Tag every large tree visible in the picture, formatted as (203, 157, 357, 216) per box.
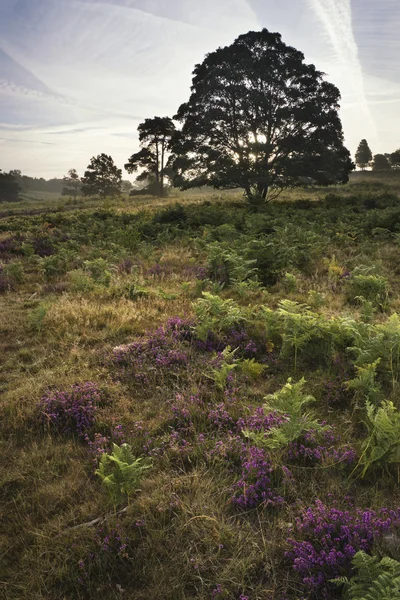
(355, 139, 372, 171)
(81, 154, 122, 198)
(0, 170, 20, 203)
(61, 168, 81, 200)
(372, 154, 391, 171)
(125, 117, 176, 197)
(172, 29, 353, 202)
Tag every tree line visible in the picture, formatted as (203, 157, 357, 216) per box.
(2, 28, 373, 204)
(355, 140, 400, 172)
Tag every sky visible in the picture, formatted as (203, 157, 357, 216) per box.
(0, 0, 399, 178)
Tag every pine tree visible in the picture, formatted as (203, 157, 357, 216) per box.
(61, 168, 81, 200)
(355, 140, 373, 171)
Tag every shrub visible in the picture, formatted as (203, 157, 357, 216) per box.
(39, 382, 107, 439)
(40, 253, 68, 280)
(3, 260, 24, 284)
(68, 269, 95, 292)
(84, 258, 112, 286)
(286, 500, 400, 597)
(345, 274, 389, 310)
(231, 446, 283, 509)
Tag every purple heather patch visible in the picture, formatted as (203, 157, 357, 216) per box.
(286, 499, 400, 597)
(39, 382, 107, 439)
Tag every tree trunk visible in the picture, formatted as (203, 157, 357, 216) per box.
(262, 186, 268, 201)
(155, 138, 160, 190)
(160, 139, 165, 197)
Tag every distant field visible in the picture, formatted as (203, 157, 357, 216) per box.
(2, 179, 400, 599)
(2, 172, 400, 218)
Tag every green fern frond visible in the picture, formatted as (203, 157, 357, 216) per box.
(332, 551, 400, 600)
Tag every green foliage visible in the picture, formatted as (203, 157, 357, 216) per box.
(282, 272, 298, 293)
(347, 360, 382, 406)
(239, 358, 266, 380)
(84, 258, 112, 286)
(193, 292, 248, 341)
(29, 302, 48, 332)
(81, 154, 122, 198)
(358, 400, 400, 477)
(333, 551, 400, 599)
(40, 253, 68, 281)
(68, 269, 95, 292)
(345, 274, 389, 310)
(245, 378, 327, 450)
(3, 260, 24, 284)
(307, 289, 325, 309)
(209, 347, 238, 390)
(349, 314, 400, 389)
(95, 443, 152, 505)
(211, 243, 258, 285)
(277, 300, 343, 369)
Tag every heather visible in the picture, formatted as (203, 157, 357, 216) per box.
(2, 178, 400, 599)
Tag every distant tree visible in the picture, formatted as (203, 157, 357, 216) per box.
(81, 154, 122, 198)
(172, 28, 353, 203)
(372, 154, 391, 171)
(125, 117, 176, 197)
(0, 170, 20, 203)
(389, 149, 400, 169)
(355, 139, 373, 170)
(121, 180, 133, 194)
(61, 168, 81, 200)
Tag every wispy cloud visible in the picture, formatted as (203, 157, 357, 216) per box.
(0, 0, 399, 175)
(308, 0, 372, 119)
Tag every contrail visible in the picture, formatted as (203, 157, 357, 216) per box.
(309, 0, 376, 135)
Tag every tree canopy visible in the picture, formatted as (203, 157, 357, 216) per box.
(372, 154, 391, 171)
(81, 154, 122, 198)
(172, 28, 353, 202)
(0, 170, 20, 203)
(61, 168, 81, 200)
(355, 139, 373, 170)
(125, 117, 176, 196)
(389, 149, 400, 169)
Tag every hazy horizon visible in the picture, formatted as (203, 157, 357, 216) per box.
(1, 0, 399, 179)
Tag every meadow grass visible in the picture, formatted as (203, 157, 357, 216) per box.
(2, 175, 400, 599)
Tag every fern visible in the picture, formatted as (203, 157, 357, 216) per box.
(239, 358, 266, 380)
(332, 551, 400, 600)
(193, 292, 248, 341)
(347, 360, 382, 406)
(244, 378, 327, 450)
(358, 400, 400, 478)
(277, 300, 343, 370)
(349, 314, 400, 391)
(96, 443, 152, 504)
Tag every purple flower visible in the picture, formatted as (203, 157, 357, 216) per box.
(232, 446, 283, 509)
(286, 500, 400, 597)
(39, 382, 107, 439)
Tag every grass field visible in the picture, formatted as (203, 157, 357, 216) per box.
(2, 176, 400, 599)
